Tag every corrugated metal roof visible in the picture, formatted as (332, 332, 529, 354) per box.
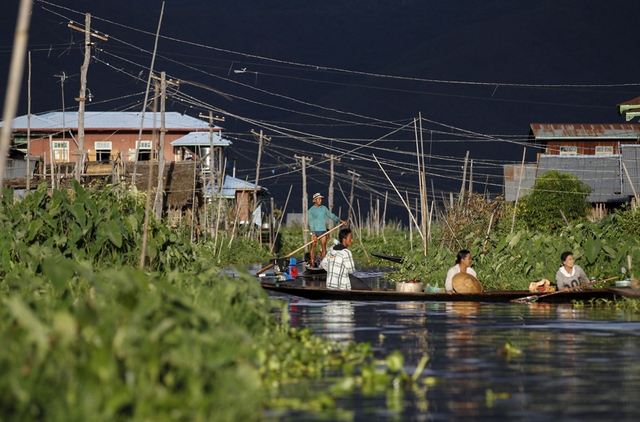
(170, 131, 232, 147)
(621, 145, 640, 196)
(537, 154, 626, 203)
(530, 123, 640, 140)
(2, 111, 218, 131)
(503, 164, 536, 201)
(205, 175, 268, 198)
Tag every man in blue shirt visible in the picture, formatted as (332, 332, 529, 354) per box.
(308, 192, 346, 267)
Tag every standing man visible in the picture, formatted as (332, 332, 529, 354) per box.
(308, 192, 347, 267)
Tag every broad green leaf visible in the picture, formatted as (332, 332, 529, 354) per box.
(69, 202, 87, 228)
(42, 256, 76, 292)
(584, 238, 602, 264)
(602, 244, 617, 259)
(107, 220, 123, 248)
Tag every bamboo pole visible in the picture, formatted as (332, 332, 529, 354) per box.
(510, 148, 527, 233)
(132, 1, 164, 186)
(26, 51, 31, 191)
(622, 161, 639, 209)
(270, 184, 293, 254)
(256, 222, 345, 275)
(373, 154, 423, 240)
(382, 191, 388, 243)
(49, 135, 55, 187)
(0, 0, 33, 193)
(459, 151, 469, 205)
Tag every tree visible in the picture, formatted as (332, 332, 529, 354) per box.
(518, 171, 592, 231)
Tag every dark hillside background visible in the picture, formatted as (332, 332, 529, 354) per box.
(1, 0, 640, 217)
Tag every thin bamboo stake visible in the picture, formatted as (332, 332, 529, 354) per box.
(190, 159, 197, 242)
(26, 51, 31, 191)
(132, 2, 164, 186)
(407, 190, 413, 250)
(49, 135, 55, 187)
(356, 199, 371, 263)
(459, 151, 469, 205)
(140, 97, 159, 270)
(270, 184, 293, 253)
(373, 154, 424, 240)
(510, 148, 527, 234)
(382, 191, 388, 243)
(622, 161, 639, 209)
(0, 0, 33, 194)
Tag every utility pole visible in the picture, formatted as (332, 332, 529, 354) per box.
(198, 112, 225, 193)
(251, 129, 271, 213)
(75, 13, 91, 182)
(347, 169, 360, 223)
(198, 111, 225, 234)
(323, 153, 340, 213)
(153, 71, 167, 219)
(295, 155, 312, 244)
(68, 15, 107, 183)
(54, 71, 67, 152)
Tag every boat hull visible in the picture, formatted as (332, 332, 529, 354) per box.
(260, 282, 619, 303)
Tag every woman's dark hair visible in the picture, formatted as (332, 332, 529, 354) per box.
(338, 227, 352, 243)
(456, 249, 471, 264)
(560, 251, 573, 263)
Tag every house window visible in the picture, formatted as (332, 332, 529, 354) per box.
(559, 146, 578, 156)
(94, 141, 112, 162)
(595, 146, 613, 156)
(136, 140, 152, 161)
(52, 141, 69, 161)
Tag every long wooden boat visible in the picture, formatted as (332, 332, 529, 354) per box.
(260, 282, 620, 304)
(605, 287, 640, 299)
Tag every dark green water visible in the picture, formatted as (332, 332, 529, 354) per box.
(269, 297, 640, 421)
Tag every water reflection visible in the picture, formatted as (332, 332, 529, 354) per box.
(322, 301, 354, 344)
(281, 299, 640, 421)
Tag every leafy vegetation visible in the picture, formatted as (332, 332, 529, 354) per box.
(517, 171, 592, 231)
(0, 183, 422, 420)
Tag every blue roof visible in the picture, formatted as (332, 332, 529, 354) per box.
(170, 131, 232, 147)
(2, 111, 220, 131)
(205, 175, 268, 198)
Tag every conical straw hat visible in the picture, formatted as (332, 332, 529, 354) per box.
(452, 273, 482, 293)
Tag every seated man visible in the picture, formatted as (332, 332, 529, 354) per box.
(321, 228, 370, 291)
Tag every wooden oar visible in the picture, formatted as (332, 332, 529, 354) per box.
(256, 222, 345, 275)
(511, 276, 618, 303)
(371, 252, 404, 264)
